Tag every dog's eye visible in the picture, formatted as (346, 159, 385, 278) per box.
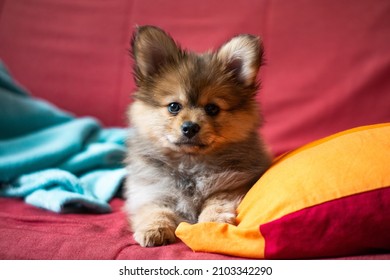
(168, 102, 182, 114)
(204, 103, 220, 116)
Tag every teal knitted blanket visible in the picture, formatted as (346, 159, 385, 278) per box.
(0, 62, 127, 213)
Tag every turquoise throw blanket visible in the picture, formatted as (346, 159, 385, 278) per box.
(0, 62, 128, 213)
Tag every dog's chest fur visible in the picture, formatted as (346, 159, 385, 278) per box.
(170, 159, 213, 221)
(154, 155, 250, 222)
(125, 134, 266, 224)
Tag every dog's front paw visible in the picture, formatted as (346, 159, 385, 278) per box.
(198, 207, 236, 225)
(134, 226, 176, 247)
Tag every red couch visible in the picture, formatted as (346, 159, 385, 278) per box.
(1, 0, 390, 259)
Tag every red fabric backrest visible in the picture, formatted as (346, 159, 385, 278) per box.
(1, 0, 390, 155)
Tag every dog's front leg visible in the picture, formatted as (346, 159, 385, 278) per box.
(130, 204, 179, 247)
(198, 191, 243, 225)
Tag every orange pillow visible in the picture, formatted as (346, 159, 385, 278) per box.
(176, 123, 390, 259)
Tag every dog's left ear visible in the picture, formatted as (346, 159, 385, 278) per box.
(217, 35, 263, 87)
(131, 25, 181, 85)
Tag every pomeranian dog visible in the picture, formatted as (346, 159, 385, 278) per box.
(124, 25, 272, 247)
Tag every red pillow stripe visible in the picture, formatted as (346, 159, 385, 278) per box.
(261, 187, 390, 259)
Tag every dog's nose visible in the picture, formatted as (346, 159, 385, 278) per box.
(181, 121, 200, 139)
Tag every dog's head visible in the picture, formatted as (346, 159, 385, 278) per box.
(129, 25, 264, 155)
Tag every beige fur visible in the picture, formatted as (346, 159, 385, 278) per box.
(124, 26, 272, 247)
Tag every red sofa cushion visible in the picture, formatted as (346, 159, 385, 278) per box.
(1, 0, 390, 155)
(260, 0, 390, 154)
(0, 197, 243, 259)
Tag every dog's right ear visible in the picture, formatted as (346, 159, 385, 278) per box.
(131, 25, 181, 84)
(217, 34, 263, 87)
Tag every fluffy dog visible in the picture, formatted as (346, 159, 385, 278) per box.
(124, 26, 272, 247)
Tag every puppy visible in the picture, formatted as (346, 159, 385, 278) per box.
(124, 25, 272, 247)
